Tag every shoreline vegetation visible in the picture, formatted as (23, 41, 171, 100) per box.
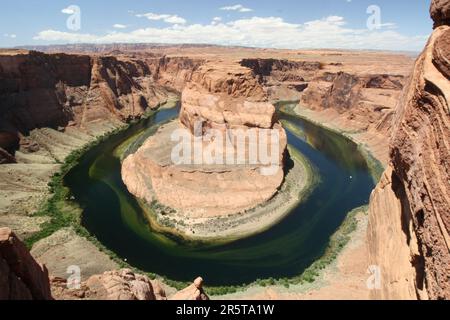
(278, 101, 385, 183)
(129, 141, 318, 245)
(24, 98, 381, 296)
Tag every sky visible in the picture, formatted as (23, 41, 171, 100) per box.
(0, 0, 433, 51)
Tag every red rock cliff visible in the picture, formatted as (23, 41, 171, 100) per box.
(0, 51, 202, 162)
(367, 0, 450, 300)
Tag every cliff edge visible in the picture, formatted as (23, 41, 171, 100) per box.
(367, 0, 450, 300)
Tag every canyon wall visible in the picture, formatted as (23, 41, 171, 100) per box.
(1, 44, 425, 299)
(0, 51, 202, 163)
(367, 0, 450, 300)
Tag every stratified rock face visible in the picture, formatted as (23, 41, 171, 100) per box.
(0, 227, 52, 300)
(431, 0, 450, 28)
(302, 72, 404, 112)
(241, 58, 319, 102)
(180, 62, 273, 132)
(148, 56, 203, 92)
(367, 8, 450, 299)
(367, 168, 426, 300)
(0, 51, 200, 156)
(122, 62, 287, 218)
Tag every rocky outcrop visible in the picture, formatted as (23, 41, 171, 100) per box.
(431, 0, 450, 28)
(180, 62, 275, 132)
(51, 269, 162, 300)
(170, 277, 209, 301)
(0, 227, 52, 300)
(0, 227, 209, 301)
(122, 61, 287, 219)
(367, 0, 450, 300)
(51, 271, 209, 300)
(122, 122, 287, 218)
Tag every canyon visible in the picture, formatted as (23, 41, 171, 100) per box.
(0, 0, 449, 300)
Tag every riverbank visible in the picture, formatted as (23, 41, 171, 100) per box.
(0, 99, 179, 282)
(210, 102, 389, 299)
(136, 143, 318, 243)
(213, 207, 371, 299)
(1, 98, 386, 298)
(279, 103, 386, 182)
(41, 101, 380, 296)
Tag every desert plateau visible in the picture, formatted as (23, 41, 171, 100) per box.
(0, 0, 448, 303)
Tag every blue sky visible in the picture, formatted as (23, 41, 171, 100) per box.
(0, 0, 433, 51)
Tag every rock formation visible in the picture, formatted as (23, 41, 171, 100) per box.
(301, 72, 405, 132)
(0, 51, 202, 162)
(122, 61, 287, 218)
(169, 277, 209, 301)
(0, 227, 52, 300)
(51, 271, 209, 301)
(51, 269, 160, 300)
(367, 0, 450, 300)
(431, 0, 450, 28)
(0, 227, 208, 301)
(0, 41, 426, 300)
(241, 58, 320, 102)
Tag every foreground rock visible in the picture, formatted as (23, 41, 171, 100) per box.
(367, 0, 450, 300)
(0, 227, 208, 300)
(52, 270, 208, 301)
(170, 277, 209, 301)
(0, 227, 52, 300)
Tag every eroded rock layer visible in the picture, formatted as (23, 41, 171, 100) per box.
(0, 51, 202, 162)
(122, 62, 288, 218)
(367, 1, 450, 300)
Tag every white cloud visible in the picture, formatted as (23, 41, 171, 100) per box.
(378, 22, 397, 29)
(136, 12, 186, 24)
(220, 4, 253, 12)
(212, 17, 222, 25)
(4, 33, 17, 39)
(113, 24, 128, 29)
(61, 6, 75, 15)
(33, 15, 428, 51)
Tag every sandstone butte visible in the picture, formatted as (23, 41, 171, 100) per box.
(0, 0, 449, 301)
(121, 61, 288, 218)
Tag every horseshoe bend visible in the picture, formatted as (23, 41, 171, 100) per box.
(0, 0, 449, 301)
